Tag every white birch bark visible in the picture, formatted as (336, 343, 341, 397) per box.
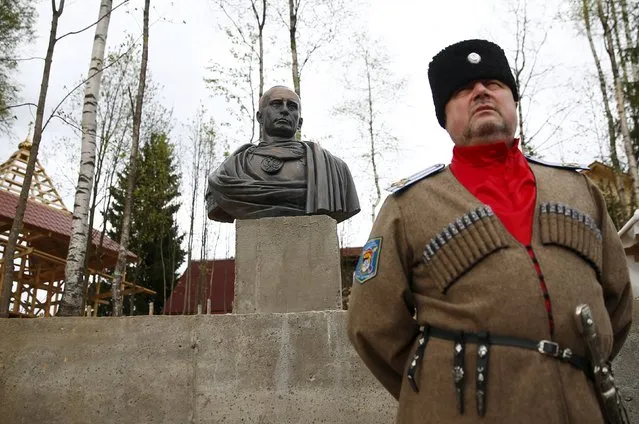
(59, 0, 114, 316)
(582, 0, 629, 216)
(596, 0, 639, 209)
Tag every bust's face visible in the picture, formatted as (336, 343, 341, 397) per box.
(259, 88, 301, 139)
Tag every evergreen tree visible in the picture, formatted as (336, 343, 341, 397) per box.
(0, 0, 36, 133)
(105, 133, 185, 315)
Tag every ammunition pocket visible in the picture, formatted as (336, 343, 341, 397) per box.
(423, 205, 510, 293)
(539, 202, 602, 277)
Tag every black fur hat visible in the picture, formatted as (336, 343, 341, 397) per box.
(428, 39, 519, 128)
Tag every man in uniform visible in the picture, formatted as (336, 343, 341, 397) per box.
(347, 39, 633, 423)
(206, 85, 360, 223)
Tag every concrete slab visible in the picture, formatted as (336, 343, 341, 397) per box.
(0, 317, 195, 424)
(194, 312, 394, 423)
(0, 304, 636, 423)
(234, 215, 343, 313)
(0, 311, 395, 424)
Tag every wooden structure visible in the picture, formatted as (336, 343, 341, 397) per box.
(582, 161, 634, 207)
(165, 259, 235, 315)
(0, 139, 153, 317)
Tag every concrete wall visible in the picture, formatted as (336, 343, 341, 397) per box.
(0, 311, 395, 424)
(0, 303, 637, 423)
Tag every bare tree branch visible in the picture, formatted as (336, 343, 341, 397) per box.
(0, 102, 38, 113)
(0, 56, 45, 62)
(41, 43, 137, 132)
(56, 0, 130, 42)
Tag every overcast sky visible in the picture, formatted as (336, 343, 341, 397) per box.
(0, 0, 607, 254)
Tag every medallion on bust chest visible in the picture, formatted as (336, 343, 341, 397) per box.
(261, 156, 284, 174)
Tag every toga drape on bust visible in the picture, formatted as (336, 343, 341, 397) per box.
(206, 141, 360, 223)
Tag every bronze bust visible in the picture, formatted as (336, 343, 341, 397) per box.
(206, 86, 360, 223)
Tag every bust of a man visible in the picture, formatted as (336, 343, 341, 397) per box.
(206, 85, 360, 223)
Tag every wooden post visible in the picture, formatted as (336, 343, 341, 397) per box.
(206, 299, 211, 315)
(148, 302, 154, 315)
(39, 262, 52, 317)
(197, 303, 202, 315)
(94, 279, 101, 317)
(13, 255, 27, 314)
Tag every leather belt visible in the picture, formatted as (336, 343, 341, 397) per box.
(406, 325, 590, 417)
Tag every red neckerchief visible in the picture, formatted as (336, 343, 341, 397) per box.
(450, 138, 536, 245)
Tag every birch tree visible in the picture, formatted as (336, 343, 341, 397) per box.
(59, 0, 114, 317)
(183, 108, 218, 312)
(207, 0, 268, 144)
(335, 35, 403, 223)
(594, 0, 639, 207)
(111, 0, 150, 317)
(614, 0, 639, 159)
(579, 0, 631, 218)
(282, 0, 350, 98)
(0, 0, 65, 318)
(52, 40, 171, 303)
(509, 0, 550, 152)
(502, 0, 582, 159)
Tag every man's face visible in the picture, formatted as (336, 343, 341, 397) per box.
(258, 88, 302, 139)
(444, 79, 517, 147)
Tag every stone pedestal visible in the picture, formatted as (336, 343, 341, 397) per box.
(234, 215, 342, 313)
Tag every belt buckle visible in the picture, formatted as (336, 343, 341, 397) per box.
(537, 340, 560, 357)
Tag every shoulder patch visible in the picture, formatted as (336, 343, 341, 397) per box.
(354, 237, 382, 284)
(525, 156, 590, 172)
(386, 164, 446, 194)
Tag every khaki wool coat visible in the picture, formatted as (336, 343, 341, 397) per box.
(347, 162, 633, 424)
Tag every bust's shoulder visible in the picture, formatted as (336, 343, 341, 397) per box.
(218, 143, 253, 164)
(230, 143, 254, 155)
(304, 141, 345, 162)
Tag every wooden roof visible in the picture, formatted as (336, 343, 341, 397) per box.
(0, 140, 67, 210)
(0, 138, 136, 262)
(0, 134, 148, 317)
(0, 190, 135, 261)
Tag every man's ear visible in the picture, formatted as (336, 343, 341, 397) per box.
(297, 117, 303, 130)
(256, 110, 263, 124)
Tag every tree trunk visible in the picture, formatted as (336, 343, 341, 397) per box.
(365, 52, 381, 223)
(187, 126, 201, 312)
(618, 0, 639, 84)
(59, 0, 113, 317)
(289, 0, 300, 98)
(111, 0, 150, 317)
(288, 0, 301, 140)
(513, 1, 528, 148)
(79, 119, 114, 309)
(0, 0, 65, 318)
(160, 236, 166, 315)
(582, 0, 629, 216)
(251, 0, 266, 98)
(596, 0, 639, 210)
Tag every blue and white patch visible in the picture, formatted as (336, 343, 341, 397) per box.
(525, 155, 590, 172)
(386, 164, 445, 194)
(354, 237, 382, 284)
